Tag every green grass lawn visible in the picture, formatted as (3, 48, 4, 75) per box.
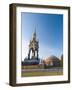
(21, 65, 63, 77)
(21, 71, 63, 77)
(22, 64, 44, 69)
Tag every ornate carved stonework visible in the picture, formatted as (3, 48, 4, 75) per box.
(28, 29, 39, 60)
(22, 28, 40, 65)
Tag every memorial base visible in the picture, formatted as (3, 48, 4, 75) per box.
(22, 59, 40, 65)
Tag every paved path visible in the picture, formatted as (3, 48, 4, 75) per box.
(22, 68, 63, 72)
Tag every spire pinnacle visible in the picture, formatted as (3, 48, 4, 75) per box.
(32, 27, 36, 40)
(34, 27, 36, 36)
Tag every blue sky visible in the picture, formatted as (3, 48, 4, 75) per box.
(21, 12, 63, 60)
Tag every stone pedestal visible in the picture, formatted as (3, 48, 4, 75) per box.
(22, 58, 40, 65)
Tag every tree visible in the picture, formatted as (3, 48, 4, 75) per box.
(60, 54, 63, 67)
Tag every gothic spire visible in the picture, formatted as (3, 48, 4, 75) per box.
(32, 27, 36, 40)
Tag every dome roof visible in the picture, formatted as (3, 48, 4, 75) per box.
(43, 56, 60, 64)
(45, 55, 60, 61)
(43, 55, 60, 66)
